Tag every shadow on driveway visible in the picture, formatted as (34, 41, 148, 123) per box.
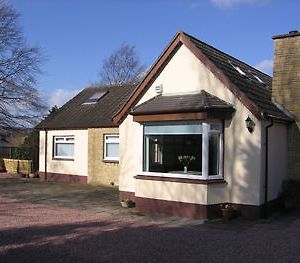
(1, 213, 300, 263)
(1, 175, 300, 262)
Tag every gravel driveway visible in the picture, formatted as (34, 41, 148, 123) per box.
(1, 176, 300, 262)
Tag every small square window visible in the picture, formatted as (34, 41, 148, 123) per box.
(104, 135, 119, 161)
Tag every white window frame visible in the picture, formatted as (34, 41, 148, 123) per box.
(140, 120, 223, 180)
(104, 134, 119, 161)
(53, 136, 75, 159)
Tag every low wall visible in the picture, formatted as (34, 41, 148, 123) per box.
(3, 158, 32, 175)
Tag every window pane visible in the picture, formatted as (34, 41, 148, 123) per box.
(56, 143, 74, 157)
(144, 134, 202, 174)
(106, 135, 119, 143)
(209, 133, 220, 175)
(145, 122, 202, 135)
(106, 143, 119, 158)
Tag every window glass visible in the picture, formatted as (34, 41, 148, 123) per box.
(145, 122, 202, 135)
(143, 121, 223, 178)
(55, 143, 74, 157)
(209, 133, 220, 176)
(104, 135, 119, 160)
(143, 122, 202, 174)
(106, 143, 119, 158)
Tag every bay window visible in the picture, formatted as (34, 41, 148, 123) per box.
(142, 121, 223, 179)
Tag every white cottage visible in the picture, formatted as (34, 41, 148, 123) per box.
(113, 31, 292, 219)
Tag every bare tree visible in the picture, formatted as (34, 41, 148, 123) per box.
(99, 44, 146, 85)
(0, 1, 46, 131)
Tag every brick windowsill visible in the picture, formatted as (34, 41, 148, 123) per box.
(103, 160, 119, 164)
(135, 175, 227, 184)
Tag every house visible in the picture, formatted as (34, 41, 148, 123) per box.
(113, 31, 299, 220)
(37, 84, 135, 185)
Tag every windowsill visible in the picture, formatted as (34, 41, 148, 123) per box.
(52, 157, 74, 161)
(103, 159, 119, 164)
(135, 173, 226, 184)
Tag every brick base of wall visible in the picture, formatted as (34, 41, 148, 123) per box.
(120, 191, 281, 220)
(39, 172, 87, 184)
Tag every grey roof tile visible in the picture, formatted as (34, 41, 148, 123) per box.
(184, 32, 291, 121)
(132, 90, 234, 115)
(37, 84, 136, 129)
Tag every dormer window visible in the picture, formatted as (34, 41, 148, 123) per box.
(82, 91, 108, 105)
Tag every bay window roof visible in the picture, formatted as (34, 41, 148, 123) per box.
(131, 90, 235, 116)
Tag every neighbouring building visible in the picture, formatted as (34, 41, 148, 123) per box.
(272, 30, 300, 178)
(113, 31, 295, 219)
(37, 84, 135, 185)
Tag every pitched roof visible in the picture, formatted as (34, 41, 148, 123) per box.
(184, 32, 290, 121)
(131, 90, 234, 115)
(37, 84, 136, 130)
(113, 31, 293, 124)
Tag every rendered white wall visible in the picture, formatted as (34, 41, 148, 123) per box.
(120, 44, 265, 205)
(39, 129, 88, 176)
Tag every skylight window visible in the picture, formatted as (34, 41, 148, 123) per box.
(234, 66, 246, 76)
(228, 60, 246, 76)
(82, 91, 108, 105)
(253, 75, 264, 84)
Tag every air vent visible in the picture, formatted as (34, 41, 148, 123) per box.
(155, 84, 163, 94)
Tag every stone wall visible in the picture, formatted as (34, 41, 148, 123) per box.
(88, 128, 119, 186)
(273, 32, 300, 177)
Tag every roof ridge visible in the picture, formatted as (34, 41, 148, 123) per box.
(86, 83, 137, 90)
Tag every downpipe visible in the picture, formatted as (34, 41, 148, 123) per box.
(263, 119, 274, 218)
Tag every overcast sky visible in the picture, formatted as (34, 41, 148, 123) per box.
(9, 0, 300, 108)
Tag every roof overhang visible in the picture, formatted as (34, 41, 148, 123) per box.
(132, 111, 234, 123)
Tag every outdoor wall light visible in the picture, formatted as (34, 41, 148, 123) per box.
(245, 116, 255, 133)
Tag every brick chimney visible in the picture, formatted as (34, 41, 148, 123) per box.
(272, 30, 300, 177)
